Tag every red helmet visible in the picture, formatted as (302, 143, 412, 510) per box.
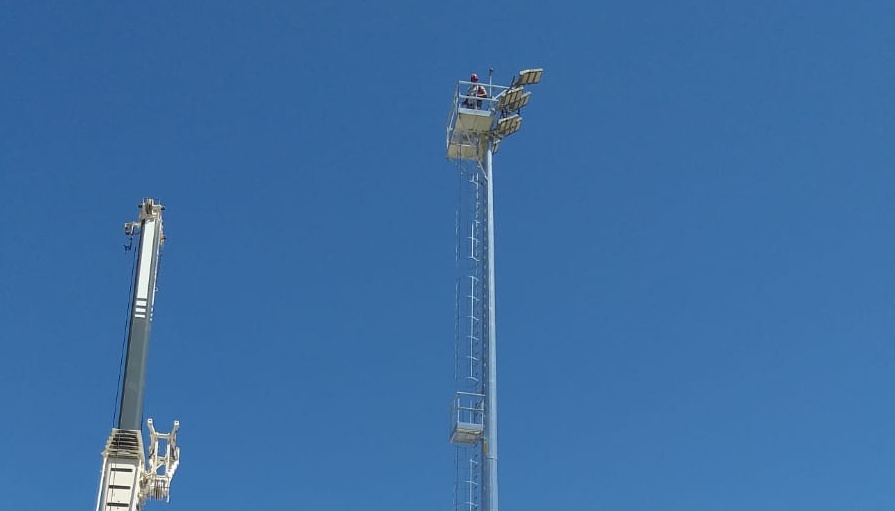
(470, 73, 479, 82)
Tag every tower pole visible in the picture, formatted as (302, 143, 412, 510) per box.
(446, 68, 541, 511)
(482, 143, 499, 511)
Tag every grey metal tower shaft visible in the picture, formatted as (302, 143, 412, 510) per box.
(118, 200, 165, 431)
(447, 68, 541, 511)
(482, 145, 499, 511)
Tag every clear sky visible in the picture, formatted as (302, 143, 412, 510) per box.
(1, 1, 894, 510)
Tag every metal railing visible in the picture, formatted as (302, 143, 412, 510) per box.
(454, 80, 509, 113)
(452, 391, 485, 429)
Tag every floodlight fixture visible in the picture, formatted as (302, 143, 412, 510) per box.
(515, 68, 543, 86)
(497, 86, 533, 113)
(497, 86, 525, 111)
(494, 114, 522, 138)
(505, 91, 531, 112)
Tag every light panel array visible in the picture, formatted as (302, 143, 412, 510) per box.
(494, 114, 522, 138)
(515, 68, 543, 86)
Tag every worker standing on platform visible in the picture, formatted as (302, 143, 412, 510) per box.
(464, 73, 488, 109)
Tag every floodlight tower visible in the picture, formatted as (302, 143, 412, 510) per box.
(446, 68, 543, 511)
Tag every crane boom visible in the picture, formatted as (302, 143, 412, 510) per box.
(119, 198, 164, 430)
(95, 198, 180, 511)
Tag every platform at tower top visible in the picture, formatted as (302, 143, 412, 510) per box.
(446, 79, 510, 161)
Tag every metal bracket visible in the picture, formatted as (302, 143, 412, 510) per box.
(142, 418, 181, 502)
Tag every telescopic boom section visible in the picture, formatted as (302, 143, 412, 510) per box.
(96, 198, 180, 511)
(119, 198, 165, 431)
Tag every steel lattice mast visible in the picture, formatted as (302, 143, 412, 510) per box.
(446, 68, 543, 511)
(95, 198, 181, 511)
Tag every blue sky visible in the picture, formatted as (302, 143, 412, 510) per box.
(2, 1, 895, 510)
